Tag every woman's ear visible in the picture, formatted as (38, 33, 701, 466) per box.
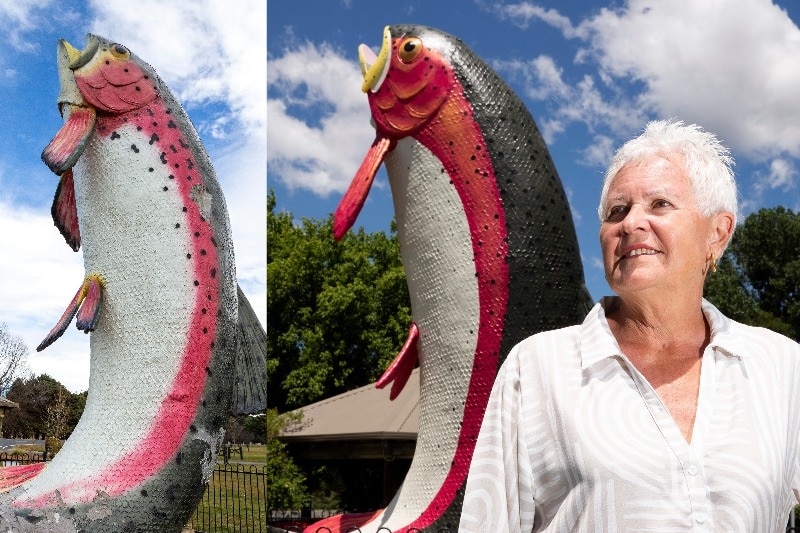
(709, 211, 735, 255)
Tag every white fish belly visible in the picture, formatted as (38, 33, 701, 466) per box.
(368, 138, 480, 530)
(19, 125, 196, 501)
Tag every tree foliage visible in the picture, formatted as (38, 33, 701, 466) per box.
(0, 323, 30, 396)
(705, 206, 800, 338)
(266, 408, 309, 512)
(267, 190, 411, 411)
(3, 375, 85, 439)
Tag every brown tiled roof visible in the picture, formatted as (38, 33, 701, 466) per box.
(0, 397, 18, 409)
(279, 369, 419, 442)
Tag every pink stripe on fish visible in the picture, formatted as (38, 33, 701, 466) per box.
(20, 99, 220, 507)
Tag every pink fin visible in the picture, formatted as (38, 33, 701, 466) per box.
(51, 169, 81, 251)
(37, 275, 105, 351)
(41, 107, 96, 175)
(0, 463, 47, 494)
(333, 135, 395, 240)
(376, 322, 419, 400)
(76, 276, 103, 332)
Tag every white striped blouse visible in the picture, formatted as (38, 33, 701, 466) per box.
(459, 297, 800, 532)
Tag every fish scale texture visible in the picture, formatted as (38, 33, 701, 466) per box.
(320, 24, 593, 533)
(0, 35, 238, 532)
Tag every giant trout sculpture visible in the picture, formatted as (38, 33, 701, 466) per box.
(311, 25, 594, 533)
(0, 34, 266, 532)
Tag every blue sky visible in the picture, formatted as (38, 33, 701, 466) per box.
(0, 1, 266, 392)
(268, 0, 800, 321)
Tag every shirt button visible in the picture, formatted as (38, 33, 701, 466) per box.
(687, 464, 699, 476)
(694, 512, 707, 524)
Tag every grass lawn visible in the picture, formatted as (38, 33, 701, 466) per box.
(194, 453, 266, 532)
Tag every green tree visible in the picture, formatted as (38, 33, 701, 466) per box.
(3, 375, 85, 439)
(267, 190, 411, 411)
(267, 408, 309, 512)
(704, 206, 799, 338)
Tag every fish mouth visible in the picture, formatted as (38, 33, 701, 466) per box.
(55, 35, 98, 116)
(63, 34, 99, 70)
(359, 25, 391, 93)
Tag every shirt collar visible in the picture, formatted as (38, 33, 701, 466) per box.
(579, 296, 748, 370)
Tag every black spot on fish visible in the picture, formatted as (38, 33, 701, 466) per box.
(179, 139, 189, 148)
(131, 144, 139, 153)
(203, 327, 208, 334)
(137, 126, 142, 131)
(169, 144, 178, 153)
(169, 174, 175, 180)
(163, 186, 168, 191)
(148, 167, 154, 172)
(205, 367, 212, 376)
(194, 231, 201, 237)
(187, 159, 194, 170)
(168, 120, 177, 128)
(135, 86, 141, 92)
(201, 399, 206, 407)
(210, 268, 216, 278)
(146, 108, 154, 117)
(110, 131, 120, 140)
(69, 508, 75, 515)
(202, 308, 207, 314)
(194, 280, 200, 286)
(189, 425, 197, 433)
(175, 223, 180, 229)
(174, 163, 180, 168)
(200, 249, 206, 256)
(175, 452, 183, 464)
(211, 237, 218, 247)
(187, 175, 192, 181)
(182, 206, 187, 212)
(141, 489, 148, 497)
(186, 253, 192, 259)
(149, 133, 159, 145)
(160, 152, 167, 164)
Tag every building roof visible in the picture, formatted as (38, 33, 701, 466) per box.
(280, 369, 419, 442)
(0, 397, 18, 409)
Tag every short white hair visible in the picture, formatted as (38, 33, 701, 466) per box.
(598, 119, 739, 229)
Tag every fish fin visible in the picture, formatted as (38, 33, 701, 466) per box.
(51, 169, 81, 251)
(376, 322, 419, 401)
(41, 106, 96, 175)
(333, 135, 395, 240)
(231, 284, 267, 414)
(37, 275, 103, 351)
(76, 275, 104, 332)
(0, 463, 47, 494)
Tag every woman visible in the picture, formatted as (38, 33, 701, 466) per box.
(459, 120, 800, 532)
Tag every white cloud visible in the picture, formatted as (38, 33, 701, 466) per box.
(0, 202, 88, 391)
(88, 0, 266, 323)
(267, 41, 374, 196)
(501, 0, 800, 161)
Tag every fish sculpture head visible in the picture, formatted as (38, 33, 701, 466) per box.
(58, 34, 158, 115)
(359, 25, 454, 138)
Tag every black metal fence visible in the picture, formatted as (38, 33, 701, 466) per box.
(193, 462, 267, 533)
(0, 451, 46, 466)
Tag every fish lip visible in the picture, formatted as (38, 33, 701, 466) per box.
(66, 34, 100, 70)
(359, 26, 391, 93)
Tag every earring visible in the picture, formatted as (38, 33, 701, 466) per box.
(709, 253, 717, 273)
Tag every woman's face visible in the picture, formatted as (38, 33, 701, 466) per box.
(599, 156, 718, 297)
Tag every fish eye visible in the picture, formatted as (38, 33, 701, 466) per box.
(398, 37, 423, 63)
(110, 44, 130, 59)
